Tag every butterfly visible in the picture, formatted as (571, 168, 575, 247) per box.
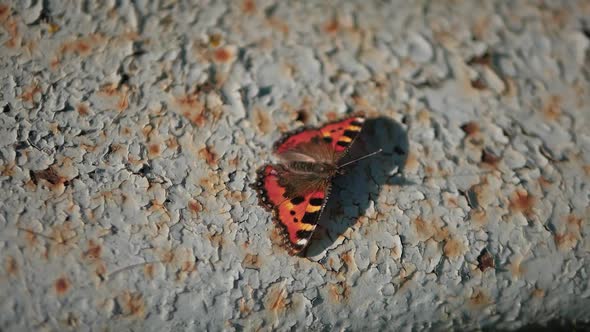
(254, 113, 380, 255)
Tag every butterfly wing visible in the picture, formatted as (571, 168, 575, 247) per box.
(274, 115, 365, 156)
(255, 114, 366, 255)
(255, 164, 330, 255)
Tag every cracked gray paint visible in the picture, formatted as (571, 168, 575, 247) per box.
(0, 0, 589, 331)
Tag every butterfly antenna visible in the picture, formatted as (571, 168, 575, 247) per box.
(338, 149, 383, 168)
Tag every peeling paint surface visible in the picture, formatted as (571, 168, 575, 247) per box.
(1, 0, 589, 330)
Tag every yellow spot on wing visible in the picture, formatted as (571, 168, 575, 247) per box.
(306, 204, 322, 213)
(299, 223, 316, 231)
(348, 125, 362, 131)
(338, 136, 352, 143)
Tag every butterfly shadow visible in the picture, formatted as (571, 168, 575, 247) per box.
(304, 116, 409, 258)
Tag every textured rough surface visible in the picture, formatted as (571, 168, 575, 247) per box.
(1, 0, 589, 330)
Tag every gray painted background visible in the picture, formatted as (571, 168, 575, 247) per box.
(0, 0, 589, 330)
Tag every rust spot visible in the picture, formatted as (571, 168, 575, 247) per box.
(148, 143, 161, 158)
(481, 149, 501, 166)
(58, 33, 104, 57)
(253, 107, 272, 134)
(467, 52, 492, 67)
(76, 103, 89, 116)
(5, 256, 18, 276)
(324, 19, 340, 34)
(242, 253, 261, 269)
(266, 285, 288, 312)
(0, 4, 10, 20)
(3, 17, 20, 48)
(509, 189, 535, 217)
(188, 199, 202, 214)
(470, 78, 487, 90)
(165, 137, 178, 150)
(566, 214, 582, 230)
(175, 93, 207, 127)
(469, 209, 487, 227)
(242, 0, 256, 14)
(477, 248, 495, 272)
(54, 276, 71, 295)
(555, 232, 578, 251)
(198, 146, 217, 166)
(31, 167, 67, 187)
(0, 161, 16, 177)
(328, 280, 350, 303)
(144, 263, 155, 279)
(443, 237, 465, 258)
(583, 165, 590, 176)
(531, 288, 545, 299)
(461, 121, 480, 137)
(82, 240, 102, 261)
(238, 298, 251, 316)
(20, 84, 42, 103)
(213, 47, 233, 63)
(542, 95, 562, 121)
(118, 291, 145, 318)
(509, 255, 525, 279)
(208, 33, 223, 48)
(469, 289, 491, 308)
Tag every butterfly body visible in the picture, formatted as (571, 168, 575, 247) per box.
(254, 115, 366, 255)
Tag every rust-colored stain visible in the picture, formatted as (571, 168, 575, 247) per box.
(98, 83, 130, 112)
(460, 121, 480, 137)
(329, 280, 350, 303)
(470, 78, 487, 90)
(531, 288, 545, 299)
(20, 84, 42, 103)
(0, 4, 10, 20)
(31, 167, 68, 189)
(144, 263, 155, 280)
(238, 297, 252, 317)
(188, 199, 202, 214)
(542, 95, 562, 121)
(413, 217, 447, 242)
(266, 285, 288, 312)
(208, 232, 225, 249)
(208, 33, 223, 48)
(5, 256, 18, 276)
(76, 103, 90, 116)
(481, 149, 501, 166)
(509, 254, 525, 279)
(554, 232, 578, 251)
(1, 161, 16, 177)
(82, 240, 102, 261)
(565, 214, 582, 230)
(471, 17, 491, 41)
(443, 237, 465, 258)
(3, 17, 20, 48)
(58, 33, 104, 57)
(213, 47, 233, 63)
(175, 93, 207, 127)
(583, 165, 590, 176)
(242, 0, 256, 14)
(467, 52, 492, 67)
(469, 208, 487, 227)
(242, 253, 261, 269)
(148, 143, 161, 158)
(54, 276, 71, 295)
(253, 107, 272, 134)
(404, 151, 419, 172)
(477, 248, 495, 272)
(469, 289, 491, 308)
(509, 189, 535, 217)
(199, 146, 218, 166)
(324, 18, 340, 34)
(165, 137, 179, 150)
(118, 291, 146, 318)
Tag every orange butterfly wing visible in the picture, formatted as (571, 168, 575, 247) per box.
(255, 114, 366, 255)
(255, 165, 329, 255)
(274, 115, 365, 155)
